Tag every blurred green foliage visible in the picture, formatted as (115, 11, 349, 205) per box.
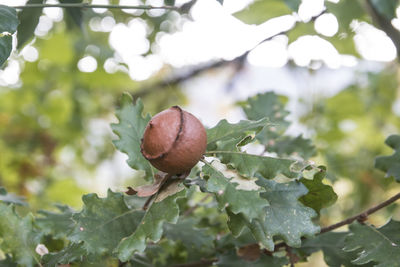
(0, 0, 400, 266)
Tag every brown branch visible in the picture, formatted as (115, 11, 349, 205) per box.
(285, 245, 296, 267)
(271, 191, 400, 253)
(364, 0, 400, 63)
(320, 191, 400, 233)
(131, 10, 326, 99)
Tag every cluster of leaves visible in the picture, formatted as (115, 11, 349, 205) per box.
(0, 91, 398, 266)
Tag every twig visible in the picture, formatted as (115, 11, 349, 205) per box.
(11, 4, 177, 10)
(364, 0, 400, 63)
(130, 10, 326, 99)
(319, 191, 400, 234)
(285, 245, 296, 267)
(142, 193, 156, 211)
(271, 191, 400, 252)
(183, 194, 211, 217)
(131, 60, 233, 99)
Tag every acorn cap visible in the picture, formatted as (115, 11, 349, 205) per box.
(140, 106, 207, 174)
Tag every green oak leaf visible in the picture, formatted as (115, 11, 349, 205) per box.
(301, 232, 374, 267)
(42, 243, 86, 267)
(257, 179, 320, 247)
(0, 5, 18, 34)
(69, 190, 145, 255)
(36, 204, 75, 239)
(17, 0, 44, 49)
(268, 135, 316, 160)
(228, 179, 319, 251)
(374, 135, 400, 182)
(0, 187, 27, 206)
(117, 189, 187, 262)
(299, 166, 338, 213)
(202, 161, 269, 221)
(207, 137, 297, 179)
(344, 220, 400, 266)
(163, 218, 214, 253)
(206, 118, 269, 151)
(0, 5, 18, 66)
(239, 92, 290, 144)
(215, 251, 288, 267)
(111, 94, 155, 180)
(0, 203, 41, 267)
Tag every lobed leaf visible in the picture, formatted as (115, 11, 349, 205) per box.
(117, 189, 187, 261)
(227, 179, 319, 251)
(206, 118, 269, 150)
(69, 190, 145, 256)
(208, 137, 297, 179)
(111, 94, 155, 180)
(0, 187, 27, 206)
(202, 161, 269, 221)
(0, 203, 40, 267)
(301, 232, 374, 267)
(268, 135, 316, 160)
(344, 220, 400, 266)
(36, 204, 76, 239)
(42, 243, 86, 267)
(299, 166, 338, 213)
(163, 218, 215, 254)
(374, 135, 400, 182)
(240, 92, 290, 143)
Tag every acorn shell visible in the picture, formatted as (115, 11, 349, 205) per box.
(140, 106, 207, 174)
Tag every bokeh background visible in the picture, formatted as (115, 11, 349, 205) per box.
(1, 0, 400, 265)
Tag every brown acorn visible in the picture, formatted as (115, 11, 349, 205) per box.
(140, 106, 207, 174)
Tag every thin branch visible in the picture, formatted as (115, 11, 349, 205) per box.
(320, 191, 400, 234)
(285, 245, 296, 267)
(131, 10, 326, 99)
(12, 4, 177, 10)
(271, 191, 400, 252)
(364, 0, 400, 63)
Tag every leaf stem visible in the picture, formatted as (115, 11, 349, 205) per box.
(11, 4, 178, 10)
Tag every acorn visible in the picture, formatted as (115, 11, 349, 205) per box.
(140, 106, 207, 174)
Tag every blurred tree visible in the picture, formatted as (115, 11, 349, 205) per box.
(0, 0, 399, 266)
